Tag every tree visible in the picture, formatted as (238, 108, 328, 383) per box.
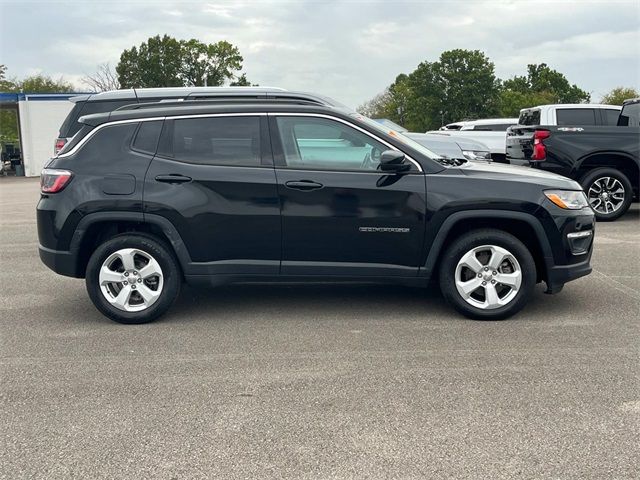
(601, 86, 639, 105)
(230, 73, 255, 86)
(499, 63, 590, 116)
(117, 35, 184, 88)
(116, 35, 246, 88)
(82, 63, 120, 92)
(402, 49, 500, 131)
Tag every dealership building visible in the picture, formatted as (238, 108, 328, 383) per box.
(0, 93, 80, 177)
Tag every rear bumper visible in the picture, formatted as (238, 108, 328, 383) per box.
(38, 244, 80, 278)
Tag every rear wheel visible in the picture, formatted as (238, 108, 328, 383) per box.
(439, 229, 536, 320)
(580, 168, 633, 221)
(85, 234, 181, 324)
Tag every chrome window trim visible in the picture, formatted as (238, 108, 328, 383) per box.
(56, 113, 267, 158)
(269, 112, 423, 172)
(57, 111, 424, 173)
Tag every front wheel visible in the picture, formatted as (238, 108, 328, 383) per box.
(439, 229, 536, 320)
(580, 168, 633, 221)
(85, 234, 181, 324)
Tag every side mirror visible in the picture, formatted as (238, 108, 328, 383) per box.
(379, 150, 410, 172)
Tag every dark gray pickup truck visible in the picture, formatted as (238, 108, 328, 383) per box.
(506, 98, 639, 221)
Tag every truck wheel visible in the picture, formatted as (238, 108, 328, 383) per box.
(439, 229, 536, 320)
(85, 234, 181, 324)
(580, 168, 633, 221)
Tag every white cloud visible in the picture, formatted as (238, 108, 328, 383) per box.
(0, 0, 638, 107)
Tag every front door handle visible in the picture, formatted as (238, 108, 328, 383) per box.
(155, 174, 192, 184)
(285, 180, 323, 191)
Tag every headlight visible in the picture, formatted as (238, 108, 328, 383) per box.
(544, 190, 589, 210)
(462, 150, 491, 161)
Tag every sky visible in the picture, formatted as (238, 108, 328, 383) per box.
(1, 0, 639, 109)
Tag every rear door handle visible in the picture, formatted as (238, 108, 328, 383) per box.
(155, 174, 192, 184)
(285, 180, 323, 191)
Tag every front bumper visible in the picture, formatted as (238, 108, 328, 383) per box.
(544, 254, 593, 294)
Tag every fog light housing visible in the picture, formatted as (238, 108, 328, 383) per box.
(567, 230, 593, 255)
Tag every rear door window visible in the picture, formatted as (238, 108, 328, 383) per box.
(518, 110, 540, 125)
(168, 116, 262, 166)
(556, 108, 597, 125)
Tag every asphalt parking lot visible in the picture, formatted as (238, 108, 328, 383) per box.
(1, 176, 638, 479)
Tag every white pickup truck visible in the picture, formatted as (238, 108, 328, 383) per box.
(430, 105, 623, 162)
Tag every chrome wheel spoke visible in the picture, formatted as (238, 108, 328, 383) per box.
(484, 283, 501, 308)
(138, 257, 162, 279)
(459, 250, 483, 274)
(111, 285, 132, 310)
(495, 272, 520, 288)
(99, 266, 123, 285)
(137, 284, 161, 306)
(118, 249, 137, 271)
(456, 277, 483, 298)
(487, 246, 508, 270)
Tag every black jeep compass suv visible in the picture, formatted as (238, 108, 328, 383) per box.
(38, 88, 595, 324)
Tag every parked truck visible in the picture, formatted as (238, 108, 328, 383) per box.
(506, 99, 639, 221)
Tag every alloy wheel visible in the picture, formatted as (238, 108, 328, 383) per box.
(454, 245, 522, 310)
(587, 176, 625, 215)
(98, 248, 164, 312)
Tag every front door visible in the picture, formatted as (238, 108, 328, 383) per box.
(270, 114, 426, 276)
(144, 114, 281, 275)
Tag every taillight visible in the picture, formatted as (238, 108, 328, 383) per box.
(54, 138, 67, 155)
(531, 130, 550, 161)
(41, 169, 73, 193)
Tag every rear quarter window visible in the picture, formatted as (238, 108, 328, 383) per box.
(131, 120, 163, 154)
(63, 99, 137, 137)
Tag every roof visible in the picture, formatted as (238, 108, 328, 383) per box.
(520, 104, 622, 111)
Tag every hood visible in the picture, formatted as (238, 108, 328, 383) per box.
(458, 161, 582, 190)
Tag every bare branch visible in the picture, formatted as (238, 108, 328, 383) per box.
(81, 63, 120, 92)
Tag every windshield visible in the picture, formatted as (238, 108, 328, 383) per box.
(350, 113, 442, 160)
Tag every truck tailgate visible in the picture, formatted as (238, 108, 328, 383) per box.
(506, 125, 537, 166)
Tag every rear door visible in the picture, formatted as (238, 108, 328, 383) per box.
(143, 114, 281, 275)
(270, 114, 426, 276)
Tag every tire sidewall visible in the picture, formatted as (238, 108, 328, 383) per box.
(580, 168, 633, 221)
(439, 230, 536, 320)
(85, 234, 181, 324)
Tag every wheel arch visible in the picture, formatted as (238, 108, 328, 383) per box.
(574, 152, 639, 193)
(70, 212, 191, 277)
(422, 210, 553, 284)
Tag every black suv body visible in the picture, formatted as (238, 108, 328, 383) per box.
(38, 91, 595, 323)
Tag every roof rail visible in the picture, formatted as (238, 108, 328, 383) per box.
(114, 96, 331, 112)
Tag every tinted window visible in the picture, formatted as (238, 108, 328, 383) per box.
(171, 116, 261, 166)
(602, 109, 620, 126)
(556, 108, 597, 125)
(61, 100, 136, 137)
(132, 120, 163, 154)
(276, 116, 388, 171)
(618, 102, 640, 126)
(519, 110, 540, 126)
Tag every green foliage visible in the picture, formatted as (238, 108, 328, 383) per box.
(361, 55, 593, 129)
(230, 73, 255, 86)
(498, 63, 590, 116)
(380, 50, 500, 131)
(600, 86, 639, 105)
(116, 35, 247, 88)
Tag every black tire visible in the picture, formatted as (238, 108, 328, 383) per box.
(438, 229, 536, 321)
(580, 168, 633, 221)
(85, 234, 181, 324)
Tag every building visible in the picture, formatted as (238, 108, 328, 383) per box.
(0, 93, 81, 177)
